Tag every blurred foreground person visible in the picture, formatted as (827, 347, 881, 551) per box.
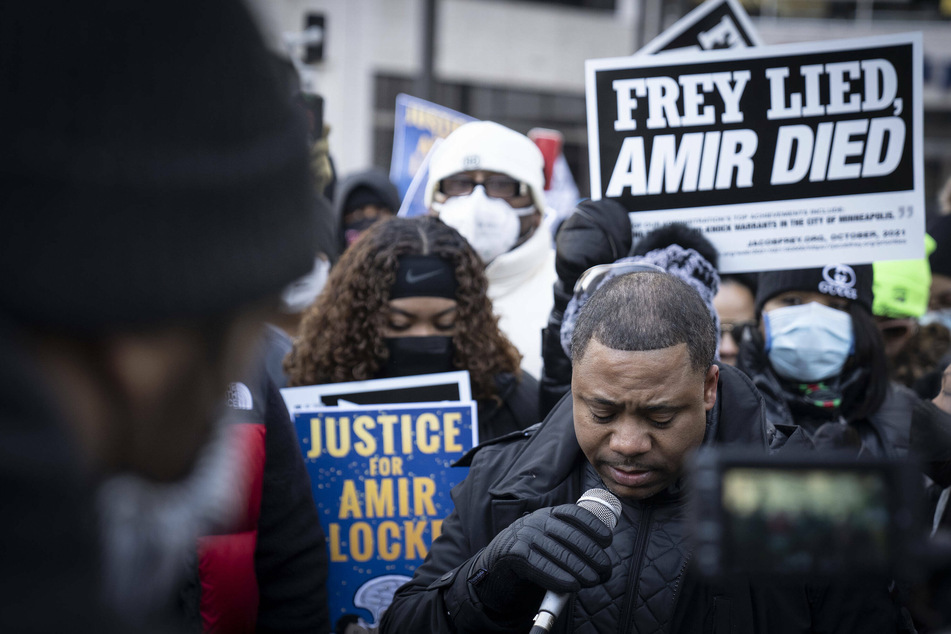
(1, 1, 319, 631)
(285, 216, 538, 441)
(381, 271, 901, 633)
(425, 121, 556, 379)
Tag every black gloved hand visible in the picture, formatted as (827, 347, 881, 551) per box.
(467, 504, 614, 618)
(554, 199, 633, 292)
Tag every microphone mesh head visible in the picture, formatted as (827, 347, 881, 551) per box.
(577, 488, 622, 531)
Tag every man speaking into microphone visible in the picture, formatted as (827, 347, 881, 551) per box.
(380, 270, 901, 633)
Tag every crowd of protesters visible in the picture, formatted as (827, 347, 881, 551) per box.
(4, 1, 951, 633)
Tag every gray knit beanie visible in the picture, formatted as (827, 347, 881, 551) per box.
(561, 245, 721, 358)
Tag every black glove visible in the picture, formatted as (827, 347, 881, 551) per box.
(554, 199, 633, 291)
(467, 504, 614, 618)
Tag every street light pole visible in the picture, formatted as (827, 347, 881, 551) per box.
(415, 0, 437, 101)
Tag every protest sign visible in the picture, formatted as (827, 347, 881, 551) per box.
(638, 0, 761, 56)
(389, 94, 476, 202)
(281, 375, 478, 630)
(281, 370, 472, 407)
(397, 137, 442, 219)
(586, 33, 925, 272)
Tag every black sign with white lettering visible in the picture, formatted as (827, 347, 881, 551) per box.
(585, 34, 924, 272)
(590, 42, 913, 211)
(639, 0, 760, 55)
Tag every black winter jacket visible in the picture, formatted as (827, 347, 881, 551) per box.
(480, 371, 540, 441)
(380, 364, 903, 633)
(0, 320, 126, 632)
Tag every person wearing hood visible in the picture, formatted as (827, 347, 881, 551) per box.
(425, 120, 557, 380)
(334, 167, 401, 251)
(1, 0, 322, 629)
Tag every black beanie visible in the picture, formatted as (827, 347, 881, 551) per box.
(928, 215, 951, 279)
(755, 264, 873, 315)
(0, 0, 319, 332)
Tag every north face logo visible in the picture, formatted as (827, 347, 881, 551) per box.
(818, 264, 858, 300)
(227, 382, 254, 410)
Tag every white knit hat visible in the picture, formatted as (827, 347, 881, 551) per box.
(424, 120, 547, 215)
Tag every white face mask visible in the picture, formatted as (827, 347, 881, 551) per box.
(764, 301, 854, 382)
(434, 186, 533, 264)
(279, 256, 331, 314)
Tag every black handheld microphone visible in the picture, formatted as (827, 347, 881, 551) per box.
(528, 488, 622, 634)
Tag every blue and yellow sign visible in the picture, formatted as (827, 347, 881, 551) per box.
(389, 93, 476, 218)
(290, 401, 478, 629)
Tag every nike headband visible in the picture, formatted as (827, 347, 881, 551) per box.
(390, 255, 459, 300)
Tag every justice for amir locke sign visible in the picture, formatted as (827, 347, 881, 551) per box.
(586, 33, 925, 273)
(281, 381, 477, 631)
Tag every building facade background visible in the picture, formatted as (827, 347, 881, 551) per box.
(259, 0, 951, 214)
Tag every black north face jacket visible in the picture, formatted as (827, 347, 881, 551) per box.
(379, 364, 904, 634)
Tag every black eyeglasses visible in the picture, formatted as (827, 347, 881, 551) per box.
(440, 175, 528, 200)
(720, 321, 756, 341)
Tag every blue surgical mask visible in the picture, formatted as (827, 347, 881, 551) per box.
(764, 302, 854, 382)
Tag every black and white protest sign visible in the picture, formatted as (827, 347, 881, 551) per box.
(586, 33, 924, 272)
(638, 0, 760, 56)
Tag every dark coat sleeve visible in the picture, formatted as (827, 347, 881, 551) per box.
(481, 372, 540, 441)
(254, 379, 331, 634)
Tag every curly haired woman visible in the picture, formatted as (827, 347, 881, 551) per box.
(285, 216, 539, 441)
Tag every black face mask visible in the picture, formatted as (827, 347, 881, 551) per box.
(379, 336, 455, 378)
